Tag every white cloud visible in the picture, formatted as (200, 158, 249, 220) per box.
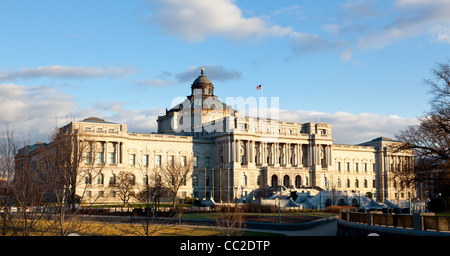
(136, 79, 177, 88)
(277, 109, 419, 144)
(148, 0, 293, 42)
(339, 49, 352, 62)
(137, 64, 243, 88)
(357, 0, 450, 50)
(0, 83, 78, 140)
(322, 24, 341, 36)
(175, 64, 242, 82)
(0, 83, 419, 146)
(0, 65, 135, 81)
(147, 0, 340, 57)
(288, 32, 346, 57)
(429, 24, 450, 43)
(106, 108, 165, 133)
(0, 84, 163, 142)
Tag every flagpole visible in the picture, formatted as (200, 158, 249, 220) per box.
(261, 83, 263, 98)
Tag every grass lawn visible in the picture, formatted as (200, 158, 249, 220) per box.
(74, 221, 282, 236)
(176, 211, 337, 220)
(0, 218, 283, 236)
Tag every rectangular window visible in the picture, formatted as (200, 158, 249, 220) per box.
(156, 155, 161, 166)
(169, 155, 174, 166)
(336, 162, 341, 171)
(205, 157, 210, 168)
(345, 162, 350, 172)
(354, 163, 359, 172)
(143, 154, 149, 167)
(181, 156, 186, 166)
(96, 152, 104, 164)
(193, 156, 198, 168)
(363, 163, 367, 172)
(129, 154, 136, 165)
(85, 152, 91, 164)
(108, 153, 115, 164)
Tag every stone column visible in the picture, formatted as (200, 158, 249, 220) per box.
(274, 143, 279, 166)
(261, 142, 266, 165)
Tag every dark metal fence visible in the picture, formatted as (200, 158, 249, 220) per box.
(340, 210, 450, 232)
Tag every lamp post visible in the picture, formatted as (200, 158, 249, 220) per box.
(408, 192, 411, 215)
(278, 181, 281, 224)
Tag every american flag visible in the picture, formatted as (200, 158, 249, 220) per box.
(256, 84, 262, 90)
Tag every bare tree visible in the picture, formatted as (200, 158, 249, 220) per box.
(394, 60, 450, 198)
(11, 122, 107, 236)
(0, 125, 17, 235)
(215, 203, 245, 236)
(159, 156, 193, 209)
(0, 125, 50, 236)
(136, 165, 168, 213)
(111, 155, 171, 236)
(112, 171, 136, 210)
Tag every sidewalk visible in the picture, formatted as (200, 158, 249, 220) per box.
(245, 219, 338, 236)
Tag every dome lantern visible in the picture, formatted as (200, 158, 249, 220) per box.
(190, 67, 214, 98)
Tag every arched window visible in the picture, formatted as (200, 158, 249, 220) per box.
(192, 175, 198, 186)
(364, 179, 368, 188)
(295, 175, 302, 188)
(206, 175, 210, 186)
(97, 173, 104, 185)
(129, 174, 136, 185)
(346, 179, 350, 188)
(337, 178, 341, 188)
(283, 175, 290, 187)
(85, 173, 92, 185)
(109, 174, 116, 185)
(143, 175, 149, 186)
(242, 175, 247, 186)
(271, 175, 278, 188)
(355, 179, 359, 188)
(156, 175, 162, 185)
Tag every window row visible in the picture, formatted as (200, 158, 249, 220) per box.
(270, 174, 310, 189)
(84, 173, 136, 186)
(336, 178, 376, 189)
(335, 162, 376, 173)
(84, 172, 195, 187)
(86, 153, 211, 169)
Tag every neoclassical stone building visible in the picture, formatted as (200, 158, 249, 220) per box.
(19, 68, 415, 205)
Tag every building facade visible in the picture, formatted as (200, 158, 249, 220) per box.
(19, 68, 415, 206)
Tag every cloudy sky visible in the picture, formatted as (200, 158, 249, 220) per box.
(1, 0, 448, 144)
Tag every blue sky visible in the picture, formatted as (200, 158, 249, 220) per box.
(1, 0, 449, 144)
